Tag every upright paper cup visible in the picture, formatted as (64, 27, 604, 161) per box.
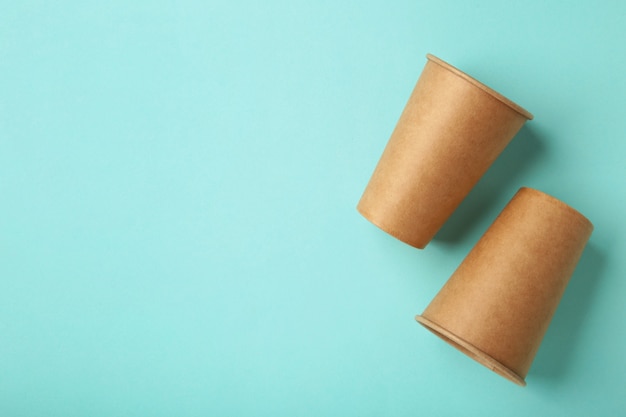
(357, 54, 533, 249)
(415, 187, 593, 386)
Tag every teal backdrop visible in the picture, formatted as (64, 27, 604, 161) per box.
(1, 1, 624, 415)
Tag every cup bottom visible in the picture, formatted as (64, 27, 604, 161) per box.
(356, 205, 427, 249)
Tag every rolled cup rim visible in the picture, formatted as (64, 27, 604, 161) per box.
(426, 54, 534, 121)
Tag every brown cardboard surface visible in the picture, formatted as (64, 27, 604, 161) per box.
(416, 187, 594, 386)
(357, 54, 533, 249)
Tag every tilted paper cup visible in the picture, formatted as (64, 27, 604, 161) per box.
(357, 54, 533, 249)
(416, 187, 594, 386)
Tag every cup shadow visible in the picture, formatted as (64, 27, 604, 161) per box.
(433, 124, 545, 244)
(530, 243, 607, 380)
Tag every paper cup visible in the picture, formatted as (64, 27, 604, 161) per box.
(416, 187, 594, 385)
(357, 54, 533, 249)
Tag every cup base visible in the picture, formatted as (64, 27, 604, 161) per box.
(356, 205, 427, 249)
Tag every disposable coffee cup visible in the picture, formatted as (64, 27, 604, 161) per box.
(358, 54, 533, 249)
(416, 187, 593, 385)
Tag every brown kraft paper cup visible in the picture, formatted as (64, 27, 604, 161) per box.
(415, 187, 594, 386)
(357, 54, 533, 249)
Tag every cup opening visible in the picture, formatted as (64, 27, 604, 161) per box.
(425, 54, 534, 121)
(415, 315, 526, 386)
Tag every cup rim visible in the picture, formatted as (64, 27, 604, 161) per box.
(415, 314, 527, 386)
(426, 54, 534, 121)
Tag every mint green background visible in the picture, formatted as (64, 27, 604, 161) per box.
(1, 1, 625, 415)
